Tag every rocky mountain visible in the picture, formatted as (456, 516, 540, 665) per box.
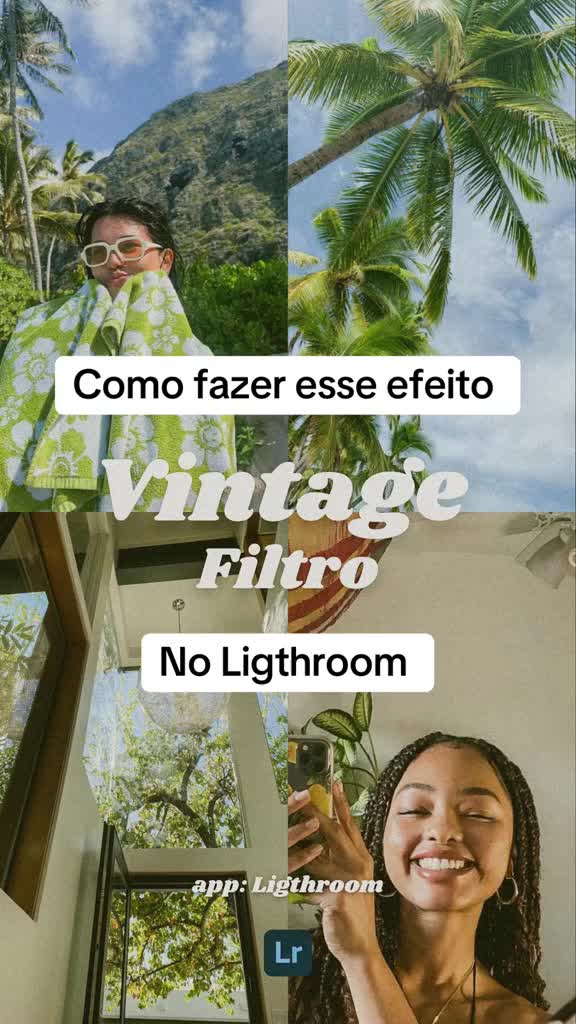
(92, 63, 287, 266)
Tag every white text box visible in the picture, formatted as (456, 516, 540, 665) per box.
(140, 633, 435, 693)
(55, 356, 521, 416)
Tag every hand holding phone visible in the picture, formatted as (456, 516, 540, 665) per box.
(288, 736, 334, 874)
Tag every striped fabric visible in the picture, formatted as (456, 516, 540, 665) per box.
(288, 516, 389, 633)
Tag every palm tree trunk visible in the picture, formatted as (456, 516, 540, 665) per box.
(288, 94, 426, 188)
(45, 235, 57, 299)
(7, 0, 44, 298)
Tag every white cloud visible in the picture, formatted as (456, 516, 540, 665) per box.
(241, 0, 287, 67)
(176, 28, 222, 89)
(425, 180, 575, 507)
(49, 0, 285, 82)
(67, 72, 104, 108)
(174, 4, 232, 88)
(85, 0, 158, 64)
(48, 0, 158, 65)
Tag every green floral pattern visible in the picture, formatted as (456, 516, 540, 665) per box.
(0, 271, 235, 511)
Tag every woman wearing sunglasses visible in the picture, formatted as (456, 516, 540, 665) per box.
(0, 197, 235, 511)
(289, 732, 554, 1023)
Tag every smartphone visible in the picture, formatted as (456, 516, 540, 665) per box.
(288, 734, 334, 843)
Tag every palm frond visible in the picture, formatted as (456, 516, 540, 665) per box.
(406, 117, 448, 251)
(312, 207, 344, 252)
(288, 269, 330, 307)
(27, 1, 73, 53)
(454, 101, 536, 277)
(288, 40, 412, 106)
(423, 112, 455, 323)
(23, 63, 65, 92)
(336, 118, 426, 264)
(367, 0, 453, 56)
(478, 102, 575, 180)
(389, 416, 434, 459)
(490, 0, 574, 34)
(15, 70, 43, 117)
(324, 88, 422, 143)
(374, 0, 464, 44)
(498, 150, 548, 201)
(489, 85, 576, 155)
(288, 298, 341, 355)
(344, 312, 432, 356)
(463, 23, 575, 86)
(288, 249, 321, 268)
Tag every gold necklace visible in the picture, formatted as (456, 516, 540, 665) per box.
(401, 960, 476, 1024)
(429, 961, 476, 1024)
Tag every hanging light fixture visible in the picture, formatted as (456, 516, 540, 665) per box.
(515, 515, 576, 589)
(138, 597, 229, 733)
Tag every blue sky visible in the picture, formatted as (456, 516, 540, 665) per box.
(35, 0, 287, 159)
(289, 0, 576, 512)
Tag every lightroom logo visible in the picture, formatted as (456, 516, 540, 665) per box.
(264, 930, 313, 977)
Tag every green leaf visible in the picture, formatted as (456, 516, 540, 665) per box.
(312, 710, 363, 742)
(349, 788, 372, 817)
(288, 40, 411, 107)
(353, 693, 373, 731)
(337, 119, 425, 263)
(288, 249, 321, 268)
(453, 101, 537, 278)
(341, 739, 358, 765)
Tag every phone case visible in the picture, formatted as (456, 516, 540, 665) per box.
(288, 735, 334, 833)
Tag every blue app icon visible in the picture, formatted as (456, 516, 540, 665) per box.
(264, 930, 313, 977)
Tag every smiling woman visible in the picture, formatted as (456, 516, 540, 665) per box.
(289, 732, 550, 1024)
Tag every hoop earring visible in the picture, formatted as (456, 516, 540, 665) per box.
(380, 880, 397, 899)
(497, 875, 519, 906)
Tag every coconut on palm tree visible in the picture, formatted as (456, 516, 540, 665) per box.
(1, 0, 76, 296)
(289, 0, 576, 319)
(289, 295, 433, 493)
(290, 208, 426, 331)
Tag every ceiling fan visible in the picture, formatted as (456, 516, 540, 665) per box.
(502, 513, 575, 589)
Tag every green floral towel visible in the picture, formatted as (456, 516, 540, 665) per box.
(0, 271, 235, 511)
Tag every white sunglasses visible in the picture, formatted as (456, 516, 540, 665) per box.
(81, 235, 164, 269)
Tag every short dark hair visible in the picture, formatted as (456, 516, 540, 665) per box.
(76, 196, 182, 286)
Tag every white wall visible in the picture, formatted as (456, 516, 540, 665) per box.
(289, 523, 575, 1009)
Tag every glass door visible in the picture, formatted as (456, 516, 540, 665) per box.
(84, 825, 130, 1024)
(85, 827, 265, 1024)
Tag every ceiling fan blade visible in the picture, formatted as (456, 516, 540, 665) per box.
(502, 513, 541, 535)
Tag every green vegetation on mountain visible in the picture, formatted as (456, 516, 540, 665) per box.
(93, 63, 287, 266)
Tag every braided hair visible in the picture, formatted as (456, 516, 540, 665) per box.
(291, 731, 548, 1023)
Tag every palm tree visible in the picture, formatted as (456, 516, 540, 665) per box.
(289, 208, 425, 331)
(1, 0, 76, 297)
(44, 140, 105, 297)
(289, 0, 576, 319)
(0, 127, 54, 264)
(288, 296, 432, 492)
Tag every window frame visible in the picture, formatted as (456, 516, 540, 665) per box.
(86, 825, 266, 1024)
(0, 513, 90, 917)
(0, 515, 66, 887)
